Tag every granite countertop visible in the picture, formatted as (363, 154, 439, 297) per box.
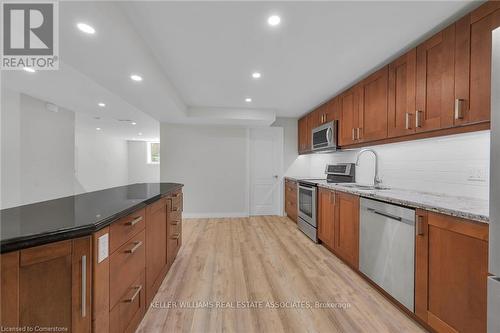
(0, 183, 183, 253)
(285, 176, 489, 224)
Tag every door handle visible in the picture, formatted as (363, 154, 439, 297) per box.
(356, 128, 361, 140)
(123, 285, 142, 303)
(352, 128, 356, 141)
(81, 255, 86, 317)
(405, 113, 412, 130)
(415, 110, 423, 128)
(455, 99, 465, 120)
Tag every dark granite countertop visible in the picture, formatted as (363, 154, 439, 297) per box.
(0, 183, 183, 253)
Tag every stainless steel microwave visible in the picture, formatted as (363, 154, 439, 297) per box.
(312, 121, 338, 151)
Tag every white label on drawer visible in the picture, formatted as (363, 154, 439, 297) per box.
(98, 233, 109, 263)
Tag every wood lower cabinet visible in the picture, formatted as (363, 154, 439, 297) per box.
(284, 179, 297, 222)
(167, 190, 183, 267)
(415, 210, 489, 333)
(333, 192, 359, 269)
(0, 237, 92, 332)
(317, 188, 335, 250)
(388, 49, 417, 137)
(146, 198, 168, 305)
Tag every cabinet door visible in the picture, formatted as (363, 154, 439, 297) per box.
(325, 97, 339, 123)
(338, 87, 360, 146)
(358, 66, 389, 142)
(416, 25, 455, 132)
(306, 113, 314, 150)
(309, 108, 322, 129)
(469, 8, 500, 124)
(298, 116, 308, 154)
(318, 188, 335, 250)
(415, 211, 488, 333)
(11, 238, 92, 332)
(388, 49, 417, 137)
(1, 251, 19, 327)
(146, 198, 168, 304)
(334, 192, 359, 268)
(284, 180, 297, 223)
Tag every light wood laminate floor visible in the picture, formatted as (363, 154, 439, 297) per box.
(137, 216, 426, 333)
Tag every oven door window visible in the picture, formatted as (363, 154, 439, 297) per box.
(299, 187, 313, 218)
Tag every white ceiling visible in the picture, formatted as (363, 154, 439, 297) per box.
(2, 1, 483, 129)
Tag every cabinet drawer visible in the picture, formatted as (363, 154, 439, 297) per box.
(109, 230, 146, 308)
(170, 193, 183, 212)
(169, 219, 182, 238)
(109, 208, 145, 254)
(110, 270, 146, 333)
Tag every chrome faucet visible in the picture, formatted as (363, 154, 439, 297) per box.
(355, 148, 383, 189)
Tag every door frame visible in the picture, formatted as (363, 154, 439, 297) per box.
(248, 127, 284, 216)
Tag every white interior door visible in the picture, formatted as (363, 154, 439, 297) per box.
(249, 127, 283, 216)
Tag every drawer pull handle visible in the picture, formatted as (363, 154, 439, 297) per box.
(172, 193, 181, 198)
(171, 234, 180, 240)
(125, 241, 143, 254)
(171, 221, 180, 225)
(123, 285, 142, 303)
(126, 216, 142, 226)
(172, 207, 181, 212)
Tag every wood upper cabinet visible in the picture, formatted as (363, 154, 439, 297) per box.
(388, 49, 417, 137)
(467, 6, 500, 124)
(1, 238, 92, 332)
(333, 192, 359, 269)
(146, 198, 168, 305)
(415, 25, 456, 132)
(415, 210, 488, 333)
(358, 66, 389, 142)
(338, 86, 360, 146)
(298, 116, 309, 154)
(318, 188, 335, 250)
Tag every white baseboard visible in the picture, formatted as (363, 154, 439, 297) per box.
(182, 212, 250, 219)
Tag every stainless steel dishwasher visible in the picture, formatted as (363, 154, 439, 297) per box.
(359, 198, 415, 312)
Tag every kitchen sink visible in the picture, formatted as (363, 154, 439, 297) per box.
(339, 184, 389, 190)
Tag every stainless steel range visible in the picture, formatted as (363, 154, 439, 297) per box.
(297, 163, 356, 243)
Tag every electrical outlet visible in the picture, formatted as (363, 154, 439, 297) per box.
(467, 166, 488, 183)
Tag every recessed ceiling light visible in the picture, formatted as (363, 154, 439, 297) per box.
(77, 23, 96, 34)
(267, 15, 281, 26)
(252, 72, 261, 79)
(96, 127, 101, 131)
(130, 74, 143, 82)
(131, 122, 137, 125)
(245, 97, 252, 102)
(138, 132, 143, 136)
(23, 67, 36, 73)
(98, 102, 106, 107)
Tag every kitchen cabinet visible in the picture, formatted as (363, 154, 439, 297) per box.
(333, 192, 359, 269)
(415, 25, 455, 133)
(0, 237, 92, 332)
(452, 5, 500, 127)
(357, 66, 389, 142)
(415, 210, 488, 333)
(284, 179, 298, 222)
(388, 49, 417, 137)
(298, 116, 309, 154)
(167, 190, 183, 267)
(338, 86, 360, 146)
(316, 101, 334, 126)
(146, 198, 168, 305)
(318, 188, 335, 250)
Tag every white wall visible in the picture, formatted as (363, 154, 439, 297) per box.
(160, 123, 249, 217)
(74, 116, 129, 193)
(128, 140, 160, 184)
(287, 131, 490, 200)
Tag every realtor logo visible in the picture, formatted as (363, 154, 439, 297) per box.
(1, 1, 59, 70)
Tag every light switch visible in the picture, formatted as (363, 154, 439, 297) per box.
(98, 233, 109, 263)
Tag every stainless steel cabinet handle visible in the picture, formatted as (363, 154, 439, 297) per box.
(416, 215, 424, 236)
(455, 99, 465, 120)
(172, 193, 181, 198)
(356, 128, 361, 140)
(172, 207, 181, 212)
(367, 208, 402, 221)
(171, 234, 180, 240)
(126, 216, 142, 226)
(405, 113, 411, 130)
(352, 128, 356, 140)
(125, 241, 143, 254)
(123, 285, 142, 303)
(415, 110, 423, 128)
(81, 255, 86, 317)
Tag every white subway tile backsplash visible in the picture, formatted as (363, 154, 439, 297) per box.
(286, 131, 490, 200)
